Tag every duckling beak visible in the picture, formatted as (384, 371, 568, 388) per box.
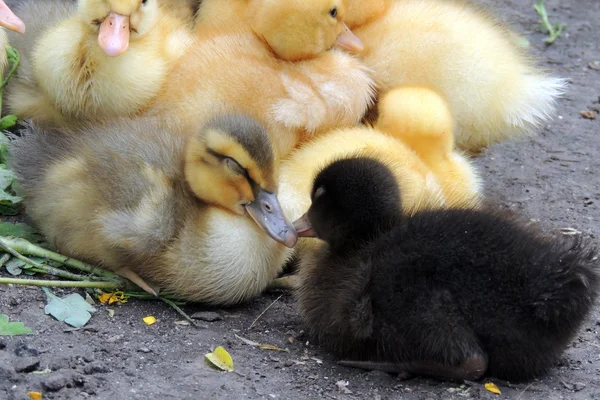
(0, 1, 25, 34)
(245, 189, 298, 248)
(98, 12, 130, 57)
(335, 24, 363, 53)
(292, 213, 317, 238)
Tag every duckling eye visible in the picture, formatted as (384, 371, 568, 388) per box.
(141, 0, 147, 4)
(225, 158, 245, 176)
(329, 7, 338, 18)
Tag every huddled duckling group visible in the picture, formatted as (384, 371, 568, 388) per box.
(2, 0, 597, 383)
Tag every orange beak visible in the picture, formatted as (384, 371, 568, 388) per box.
(0, 0, 25, 34)
(98, 12, 130, 57)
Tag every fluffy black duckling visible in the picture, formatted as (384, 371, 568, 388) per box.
(293, 156, 599, 381)
(10, 114, 298, 304)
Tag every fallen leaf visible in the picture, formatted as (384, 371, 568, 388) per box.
(589, 61, 600, 71)
(175, 320, 190, 326)
(31, 368, 52, 375)
(84, 293, 96, 306)
(235, 334, 289, 352)
(98, 291, 129, 305)
(4, 258, 25, 275)
(27, 392, 42, 400)
(43, 288, 96, 328)
(485, 382, 501, 395)
(205, 346, 234, 372)
(0, 222, 43, 243)
(0, 314, 32, 336)
(107, 309, 115, 318)
(143, 316, 156, 326)
(580, 110, 597, 120)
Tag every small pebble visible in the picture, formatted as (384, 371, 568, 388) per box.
(138, 347, 151, 353)
(283, 360, 294, 367)
(191, 311, 222, 322)
(41, 371, 72, 392)
(83, 361, 110, 375)
(14, 357, 40, 373)
(0, 362, 17, 382)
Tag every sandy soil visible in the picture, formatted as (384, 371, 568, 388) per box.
(1, 0, 599, 399)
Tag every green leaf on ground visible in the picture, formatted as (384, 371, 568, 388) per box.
(43, 288, 97, 328)
(0, 314, 32, 336)
(0, 222, 44, 243)
(4, 258, 25, 275)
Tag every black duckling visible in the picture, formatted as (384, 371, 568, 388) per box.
(10, 114, 298, 305)
(292, 156, 599, 382)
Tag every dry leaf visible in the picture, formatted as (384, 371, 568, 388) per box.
(205, 346, 234, 372)
(107, 309, 115, 318)
(589, 61, 600, 71)
(175, 320, 190, 326)
(98, 291, 129, 305)
(31, 368, 52, 375)
(143, 316, 156, 326)
(235, 334, 289, 352)
(485, 382, 501, 395)
(336, 380, 352, 394)
(27, 392, 42, 400)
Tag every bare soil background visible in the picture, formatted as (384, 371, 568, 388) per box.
(1, 0, 599, 399)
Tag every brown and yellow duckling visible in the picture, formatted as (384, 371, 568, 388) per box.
(10, 114, 297, 305)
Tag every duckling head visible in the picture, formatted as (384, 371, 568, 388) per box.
(185, 114, 298, 248)
(0, 0, 25, 33)
(342, 0, 390, 29)
(248, 0, 363, 61)
(293, 157, 400, 252)
(79, 0, 159, 57)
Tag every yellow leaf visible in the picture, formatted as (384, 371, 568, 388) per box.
(205, 346, 234, 372)
(143, 316, 156, 326)
(28, 392, 42, 400)
(98, 291, 129, 305)
(485, 382, 501, 395)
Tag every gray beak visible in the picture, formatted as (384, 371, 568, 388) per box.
(245, 189, 298, 248)
(292, 213, 317, 238)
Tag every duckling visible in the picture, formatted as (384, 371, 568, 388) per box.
(293, 156, 599, 382)
(149, 0, 374, 158)
(341, 0, 566, 153)
(277, 87, 481, 227)
(5, 0, 193, 126)
(0, 0, 26, 70)
(10, 114, 297, 305)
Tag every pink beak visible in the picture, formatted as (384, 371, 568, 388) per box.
(98, 12, 130, 57)
(335, 24, 363, 53)
(0, 0, 25, 34)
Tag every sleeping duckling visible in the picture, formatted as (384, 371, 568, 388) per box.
(5, 0, 193, 126)
(196, 0, 364, 61)
(150, 0, 373, 158)
(341, 0, 566, 153)
(0, 0, 25, 69)
(293, 156, 599, 382)
(277, 87, 481, 227)
(10, 114, 297, 305)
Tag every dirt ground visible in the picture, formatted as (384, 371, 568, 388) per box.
(1, 0, 600, 399)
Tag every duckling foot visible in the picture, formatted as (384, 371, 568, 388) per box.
(338, 354, 488, 382)
(267, 275, 301, 291)
(118, 268, 159, 297)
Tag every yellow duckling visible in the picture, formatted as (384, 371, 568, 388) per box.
(10, 114, 297, 305)
(150, 0, 373, 158)
(342, 0, 566, 153)
(5, 0, 193, 126)
(0, 0, 25, 69)
(278, 86, 481, 225)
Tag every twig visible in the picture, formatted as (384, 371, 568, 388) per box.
(0, 277, 121, 290)
(0, 236, 123, 281)
(516, 382, 534, 400)
(248, 294, 282, 330)
(533, 0, 565, 44)
(159, 296, 198, 327)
